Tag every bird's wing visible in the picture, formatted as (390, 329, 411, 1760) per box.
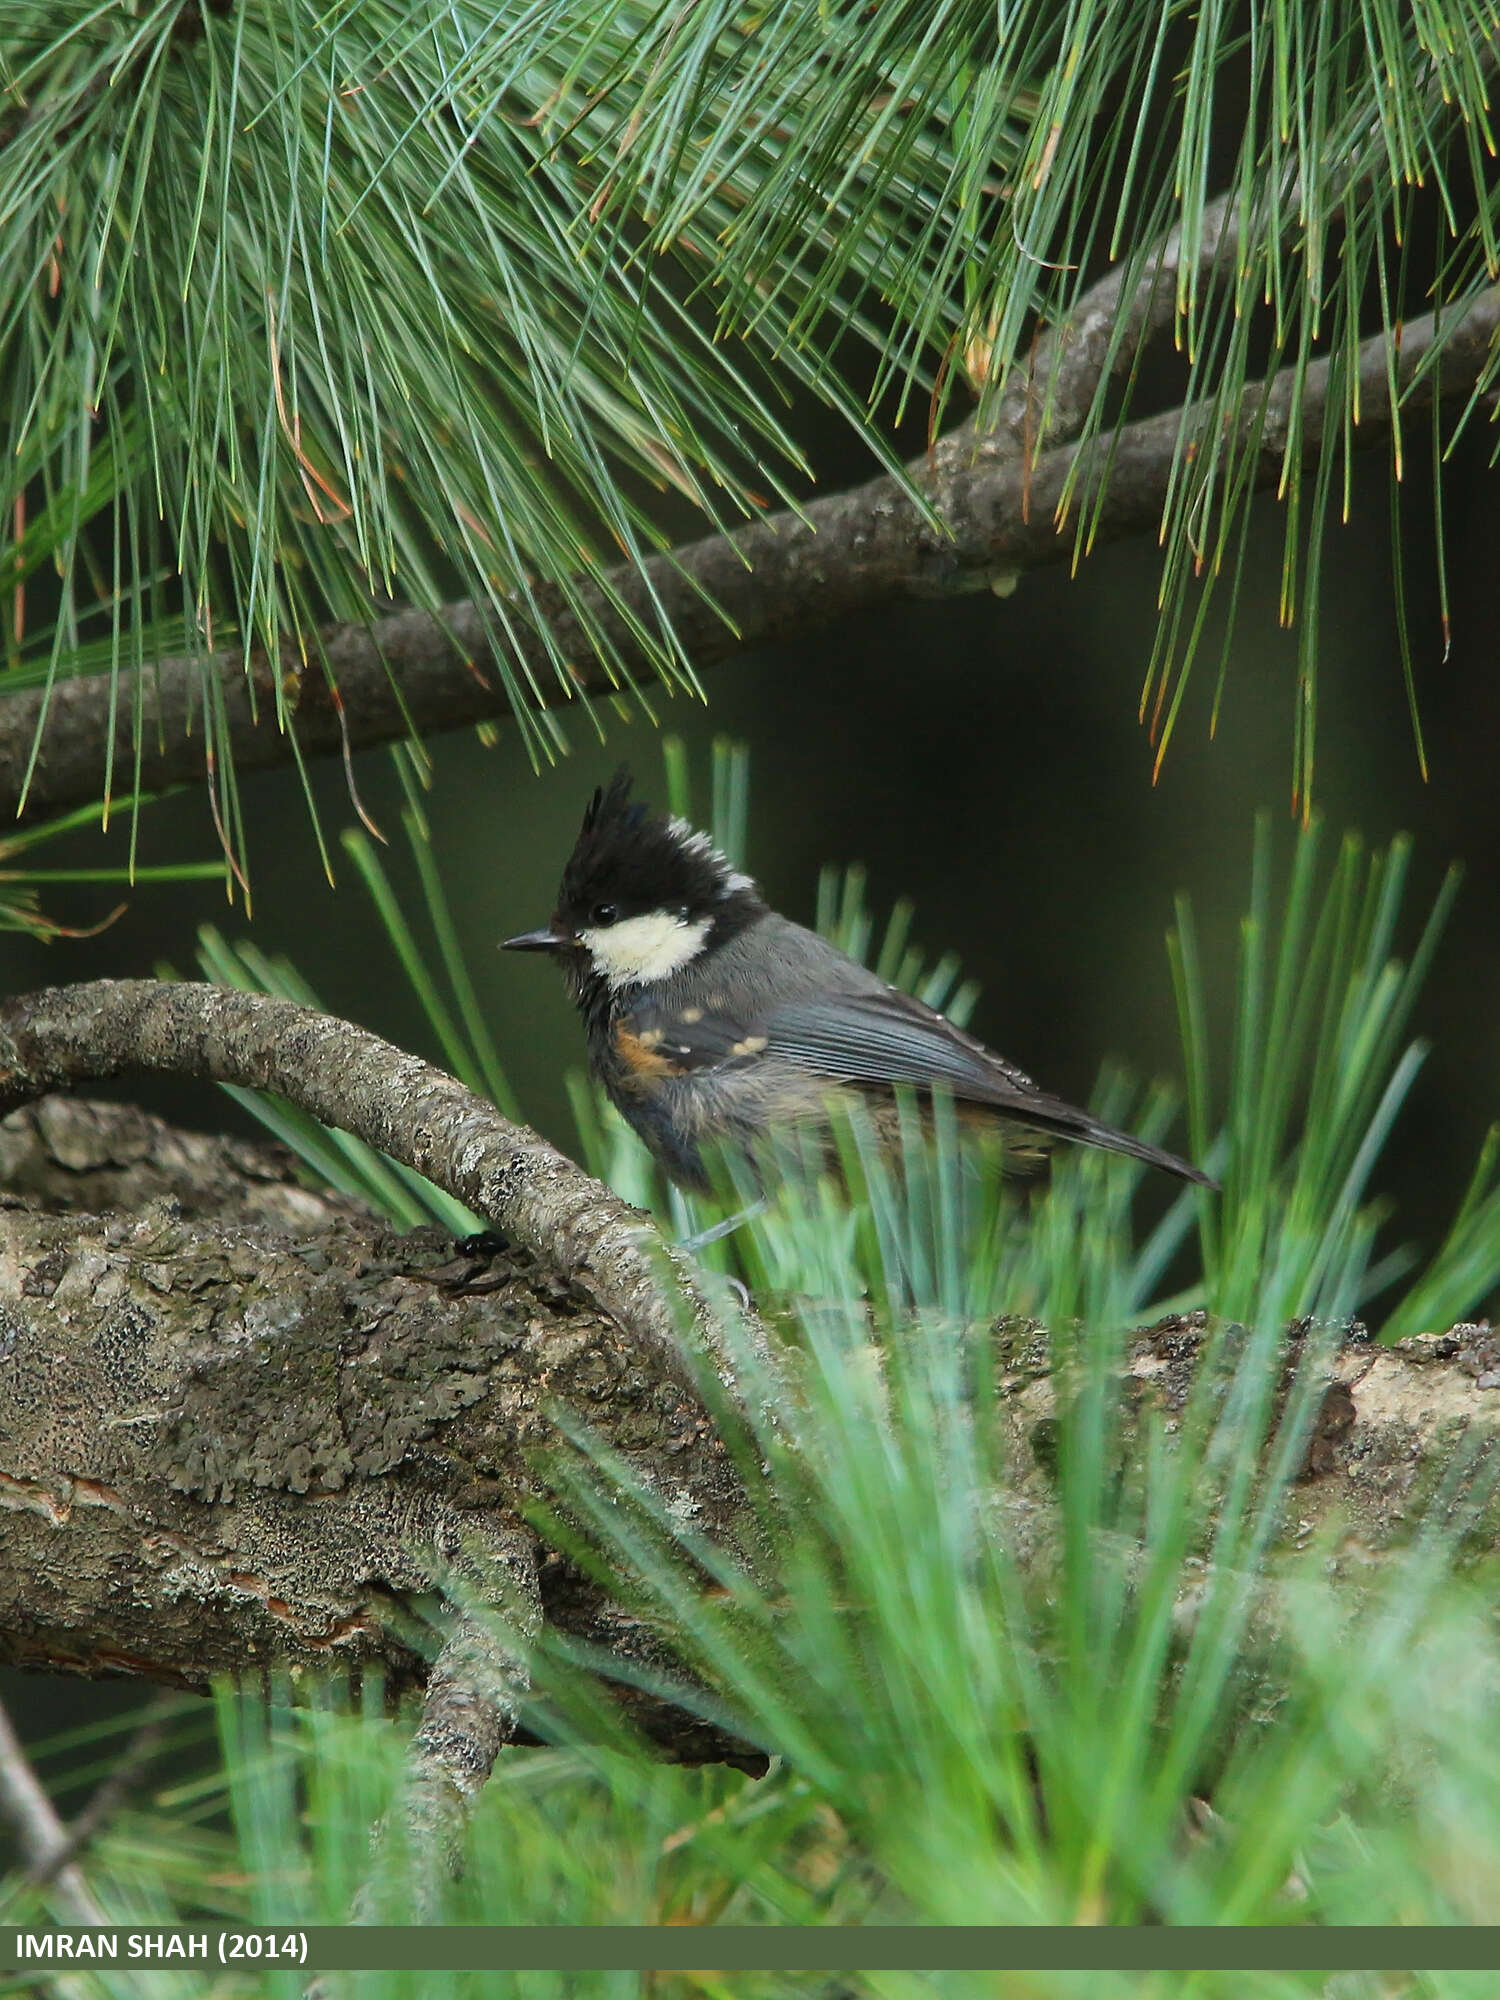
(765, 990, 1215, 1185)
(628, 984, 1216, 1184)
(615, 998, 768, 1070)
(621, 986, 1214, 1187)
(759, 988, 1043, 1102)
(624, 984, 1034, 1091)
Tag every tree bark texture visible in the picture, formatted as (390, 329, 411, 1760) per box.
(0, 979, 729, 1398)
(0, 1096, 759, 1770)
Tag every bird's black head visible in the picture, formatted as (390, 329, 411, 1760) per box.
(502, 769, 765, 999)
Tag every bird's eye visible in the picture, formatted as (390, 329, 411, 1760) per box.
(590, 902, 618, 927)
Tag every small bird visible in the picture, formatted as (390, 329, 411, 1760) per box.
(503, 771, 1215, 1196)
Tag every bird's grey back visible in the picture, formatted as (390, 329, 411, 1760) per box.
(671, 910, 887, 1014)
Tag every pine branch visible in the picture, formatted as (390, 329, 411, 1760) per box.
(380, 1579, 540, 1915)
(934, 190, 1243, 472)
(1, 274, 1493, 828)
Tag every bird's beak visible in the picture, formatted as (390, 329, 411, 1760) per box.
(500, 926, 570, 953)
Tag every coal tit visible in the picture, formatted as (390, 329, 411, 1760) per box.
(503, 771, 1215, 1195)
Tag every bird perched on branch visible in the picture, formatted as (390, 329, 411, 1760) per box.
(504, 771, 1215, 1196)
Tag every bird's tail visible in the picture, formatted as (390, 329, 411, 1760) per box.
(1013, 1096, 1218, 1190)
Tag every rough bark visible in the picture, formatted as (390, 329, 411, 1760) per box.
(0, 242, 1493, 824)
(0, 1095, 760, 1770)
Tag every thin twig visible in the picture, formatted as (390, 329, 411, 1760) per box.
(22, 1702, 171, 1893)
(0, 1692, 107, 1924)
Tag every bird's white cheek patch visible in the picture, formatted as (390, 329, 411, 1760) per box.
(580, 912, 712, 990)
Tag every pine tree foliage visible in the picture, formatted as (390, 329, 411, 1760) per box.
(3, 1, 1498, 832)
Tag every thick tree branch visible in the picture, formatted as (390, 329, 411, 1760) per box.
(0, 1096, 760, 1771)
(1, 262, 1492, 826)
(0, 978, 726, 1398)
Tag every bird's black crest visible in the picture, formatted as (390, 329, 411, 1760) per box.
(578, 768, 648, 842)
(555, 767, 763, 931)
